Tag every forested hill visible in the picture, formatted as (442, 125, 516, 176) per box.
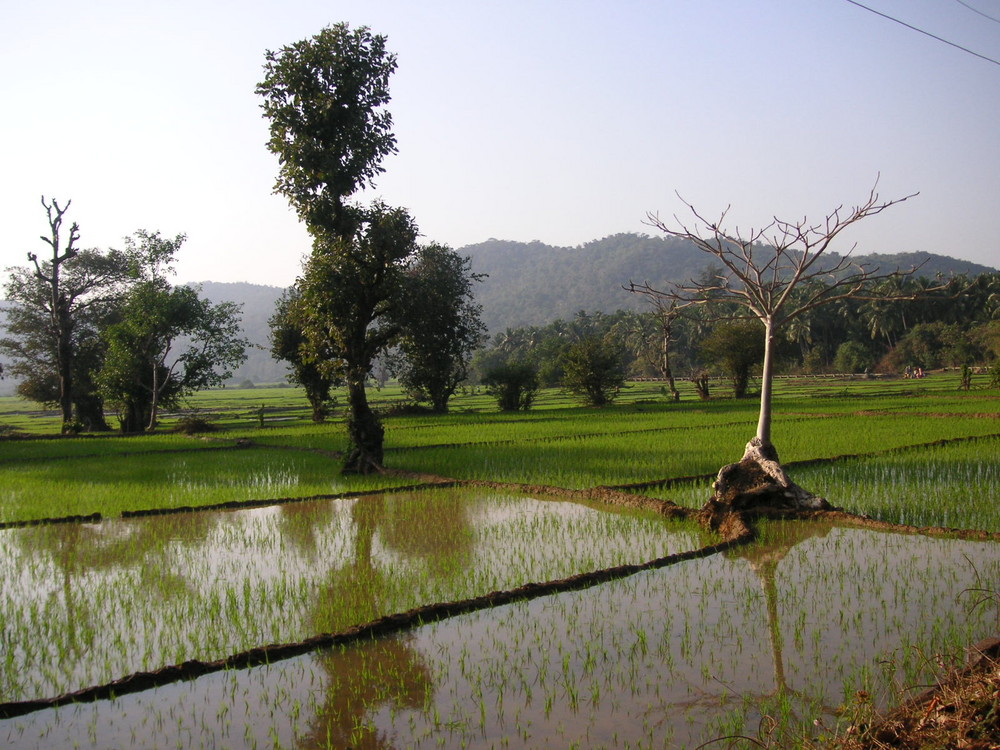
(193, 281, 287, 385)
(463, 233, 997, 333)
(0, 238, 992, 394)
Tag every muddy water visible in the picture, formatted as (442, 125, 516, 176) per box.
(0, 488, 700, 703)
(2, 523, 998, 749)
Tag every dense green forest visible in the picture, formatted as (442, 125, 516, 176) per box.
(3, 234, 996, 396)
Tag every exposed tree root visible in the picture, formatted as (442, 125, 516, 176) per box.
(708, 437, 831, 512)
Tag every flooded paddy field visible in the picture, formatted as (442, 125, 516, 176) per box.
(0, 487, 702, 704)
(1, 378, 998, 748)
(2, 520, 997, 749)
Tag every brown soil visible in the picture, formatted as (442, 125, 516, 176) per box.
(827, 639, 1000, 750)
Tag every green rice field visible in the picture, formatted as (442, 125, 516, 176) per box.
(0, 374, 997, 748)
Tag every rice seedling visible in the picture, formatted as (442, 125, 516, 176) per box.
(0, 375, 996, 748)
(4, 523, 995, 749)
(0, 446, 416, 523)
(0, 487, 700, 702)
(796, 437, 1000, 531)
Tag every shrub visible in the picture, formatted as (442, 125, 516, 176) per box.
(482, 362, 539, 411)
(834, 341, 876, 374)
(559, 336, 626, 407)
(172, 416, 218, 434)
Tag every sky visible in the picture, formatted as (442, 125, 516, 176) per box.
(2, 0, 998, 290)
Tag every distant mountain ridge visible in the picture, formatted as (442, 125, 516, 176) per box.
(462, 233, 996, 333)
(1, 234, 993, 394)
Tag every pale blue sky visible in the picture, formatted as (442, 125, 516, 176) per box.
(2, 0, 998, 288)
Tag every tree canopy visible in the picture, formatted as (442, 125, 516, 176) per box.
(97, 233, 247, 433)
(1, 198, 136, 430)
(293, 203, 419, 471)
(257, 23, 397, 238)
(395, 244, 486, 412)
(269, 287, 341, 422)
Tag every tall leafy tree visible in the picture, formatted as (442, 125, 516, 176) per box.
(395, 244, 486, 412)
(295, 203, 418, 472)
(257, 23, 410, 472)
(256, 23, 397, 239)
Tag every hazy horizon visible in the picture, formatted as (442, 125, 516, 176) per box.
(3, 0, 998, 288)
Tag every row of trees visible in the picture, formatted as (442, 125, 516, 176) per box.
(269, 238, 486, 422)
(1, 198, 248, 433)
(470, 271, 999, 410)
(9, 18, 994, 503)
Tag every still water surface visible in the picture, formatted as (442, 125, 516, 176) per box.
(0, 488, 700, 702)
(2, 516, 997, 749)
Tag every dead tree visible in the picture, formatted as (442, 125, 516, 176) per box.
(635, 180, 926, 510)
(28, 197, 80, 432)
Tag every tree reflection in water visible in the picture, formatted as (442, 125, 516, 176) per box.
(730, 522, 835, 702)
(294, 490, 476, 748)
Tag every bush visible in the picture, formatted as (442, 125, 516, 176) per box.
(559, 336, 626, 407)
(172, 416, 218, 434)
(482, 362, 539, 411)
(834, 341, 876, 374)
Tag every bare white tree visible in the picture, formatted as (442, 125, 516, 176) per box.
(633, 181, 924, 508)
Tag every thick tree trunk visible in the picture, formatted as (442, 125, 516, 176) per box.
(56, 305, 74, 431)
(74, 393, 110, 432)
(119, 402, 146, 434)
(708, 437, 828, 511)
(343, 378, 384, 474)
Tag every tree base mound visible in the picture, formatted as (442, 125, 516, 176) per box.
(705, 437, 830, 513)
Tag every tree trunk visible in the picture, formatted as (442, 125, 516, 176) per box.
(74, 393, 110, 432)
(691, 372, 710, 400)
(119, 402, 145, 434)
(304, 381, 329, 422)
(56, 302, 74, 431)
(708, 437, 828, 511)
(147, 363, 160, 432)
(700, 320, 829, 511)
(310, 402, 328, 422)
(756, 317, 776, 447)
(343, 378, 384, 474)
(660, 335, 680, 401)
